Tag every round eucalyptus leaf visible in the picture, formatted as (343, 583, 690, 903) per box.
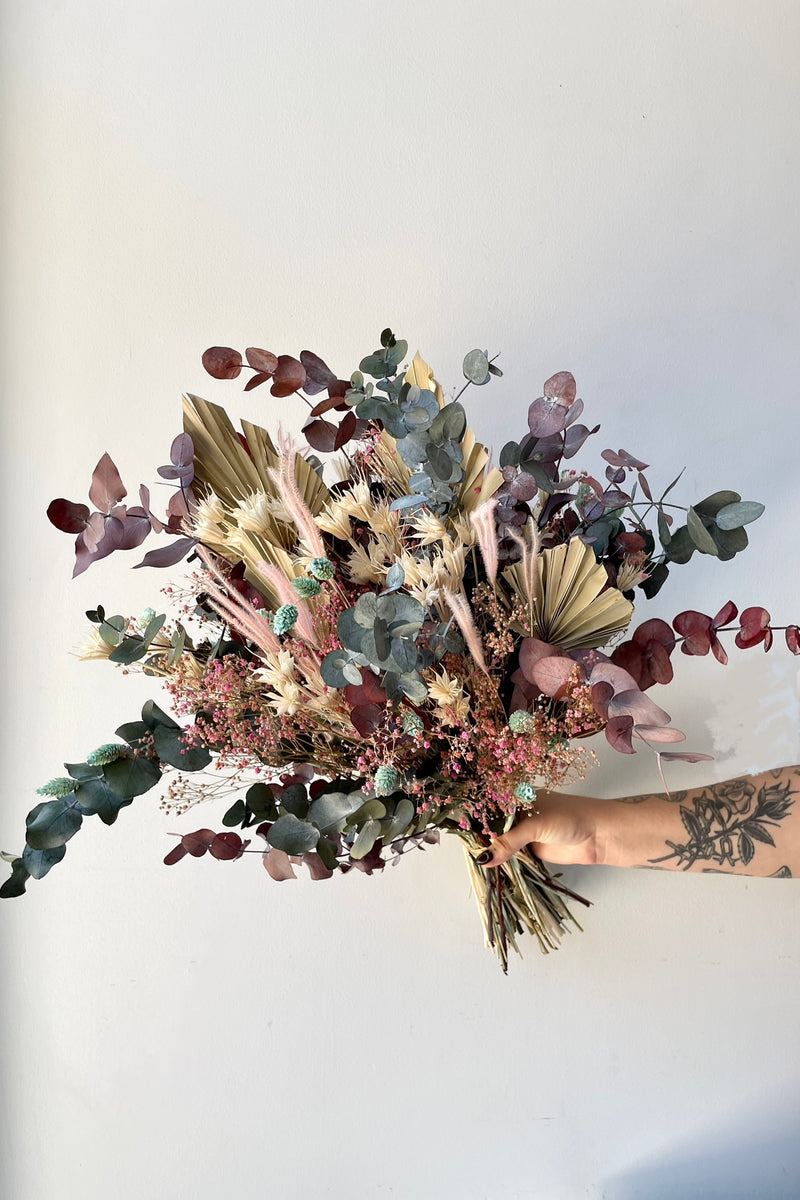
(463, 349, 490, 385)
(267, 814, 319, 855)
(383, 798, 416, 843)
(384, 563, 405, 592)
(308, 790, 365, 832)
(390, 638, 418, 673)
(686, 507, 720, 556)
(321, 650, 353, 689)
(22, 843, 66, 880)
(398, 671, 428, 705)
(102, 753, 161, 798)
(75, 777, 133, 825)
(25, 798, 83, 851)
(342, 660, 364, 686)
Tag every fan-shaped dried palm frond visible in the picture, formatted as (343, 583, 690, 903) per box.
(505, 536, 633, 649)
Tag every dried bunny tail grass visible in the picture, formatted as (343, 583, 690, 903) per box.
(256, 560, 318, 646)
(195, 546, 282, 655)
(469, 497, 499, 585)
(508, 520, 541, 630)
(443, 588, 490, 676)
(268, 430, 326, 558)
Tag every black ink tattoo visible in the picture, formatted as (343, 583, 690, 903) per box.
(769, 865, 793, 878)
(648, 777, 795, 871)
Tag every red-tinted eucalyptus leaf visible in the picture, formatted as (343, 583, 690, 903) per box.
(202, 346, 243, 379)
(633, 725, 685, 743)
(89, 452, 127, 512)
(245, 347, 278, 374)
(710, 636, 728, 666)
(84, 512, 122, 555)
(609, 688, 671, 727)
(116, 512, 152, 550)
(209, 832, 245, 860)
(139, 484, 164, 533)
(543, 370, 577, 404)
(712, 600, 738, 628)
(763, 627, 774, 652)
(633, 618, 675, 650)
(270, 354, 307, 397)
(738, 606, 771, 636)
(310, 393, 349, 418)
(334, 410, 358, 450)
(637, 471, 653, 501)
(530, 656, 577, 698)
(181, 829, 215, 856)
(47, 498, 90, 534)
(646, 639, 675, 685)
(167, 489, 191, 524)
(786, 626, 800, 654)
(302, 418, 338, 453)
(672, 610, 713, 655)
(345, 672, 387, 709)
(244, 371, 271, 392)
(263, 848, 297, 880)
(300, 350, 336, 389)
(302, 851, 334, 880)
(590, 680, 615, 721)
(563, 396, 584, 427)
(602, 489, 631, 508)
(605, 715, 635, 754)
(163, 843, 188, 865)
(562, 423, 600, 459)
(72, 525, 123, 577)
(350, 703, 384, 737)
(588, 661, 639, 695)
(134, 536, 197, 569)
(518, 637, 559, 682)
(527, 395, 569, 438)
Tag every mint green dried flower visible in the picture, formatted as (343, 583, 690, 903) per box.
(36, 777, 76, 798)
(136, 607, 156, 632)
(308, 557, 335, 581)
(291, 577, 322, 599)
(374, 766, 401, 797)
(509, 710, 533, 733)
(273, 604, 298, 636)
(86, 743, 124, 767)
(402, 712, 424, 737)
(514, 781, 537, 804)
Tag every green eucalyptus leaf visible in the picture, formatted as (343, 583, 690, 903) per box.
(499, 441, 521, 468)
(102, 754, 161, 798)
(686, 507, 720, 556)
(246, 783, 278, 821)
(398, 671, 428, 705)
(143, 614, 166, 645)
(710, 522, 748, 561)
(382, 798, 416, 843)
(22, 843, 67, 880)
(353, 593, 378, 629)
(109, 636, 147, 665)
(279, 784, 309, 819)
(315, 836, 339, 870)
(349, 818, 383, 859)
(152, 724, 211, 771)
(26, 798, 83, 850)
(168, 624, 187, 666)
(321, 649, 354, 689)
(75, 777, 133, 825)
(384, 563, 405, 592)
(99, 615, 126, 647)
(657, 510, 672, 547)
(267, 814, 319, 855)
(342, 660, 364, 686)
(714, 500, 765, 530)
(308, 790, 366, 832)
(222, 799, 247, 828)
(141, 700, 181, 730)
(390, 638, 418, 673)
(115, 720, 151, 747)
(65, 762, 104, 782)
(0, 858, 29, 898)
(463, 349, 490, 385)
(350, 798, 388, 825)
(663, 525, 695, 564)
(694, 490, 741, 518)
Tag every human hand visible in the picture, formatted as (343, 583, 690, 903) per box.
(475, 791, 607, 868)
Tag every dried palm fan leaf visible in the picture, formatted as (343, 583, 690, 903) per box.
(505, 535, 633, 649)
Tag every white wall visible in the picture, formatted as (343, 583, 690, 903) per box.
(2, 3, 799, 1197)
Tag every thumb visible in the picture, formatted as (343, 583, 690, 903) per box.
(474, 813, 547, 868)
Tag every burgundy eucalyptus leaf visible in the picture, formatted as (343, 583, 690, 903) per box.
(309, 393, 350, 418)
(712, 600, 738, 628)
(300, 350, 336, 391)
(170, 433, 194, 468)
(244, 371, 272, 392)
(334, 410, 358, 450)
(47, 498, 91, 534)
(134, 536, 197, 569)
(263, 848, 297, 881)
(345, 672, 387, 709)
(302, 851, 334, 880)
(202, 346, 243, 379)
(350, 703, 384, 738)
(167, 489, 191, 524)
(658, 751, 715, 763)
(518, 638, 560, 682)
(637, 472, 653, 501)
(163, 843, 188, 866)
(302, 418, 338, 454)
(84, 511, 118, 555)
(602, 448, 648, 471)
(590, 680, 615, 721)
(527, 395, 569, 439)
(672, 610, 713, 656)
(605, 465, 626, 485)
(509, 473, 540, 502)
(116, 512, 152, 551)
(181, 829, 216, 856)
(270, 354, 307, 397)
(157, 463, 194, 483)
(563, 422, 600, 459)
(588, 661, 639, 695)
(72, 523, 125, 577)
(786, 626, 800, 655)
(602, 489, 631, 508)
(88, 453, 127, 513)
(608, 689, 671, 728)
(209, 832, 246, 861)
(245, 347, 279, 374)
(543, 370, 577, 404)
(734, 606, 771, 649)
(563, 396, 585, 427)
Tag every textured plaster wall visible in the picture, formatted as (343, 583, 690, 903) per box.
(2, 3, 799, 1198)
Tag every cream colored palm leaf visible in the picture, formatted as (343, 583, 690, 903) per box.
(505, 537, 634, 650)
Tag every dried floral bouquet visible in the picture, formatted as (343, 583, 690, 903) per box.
(5, 331, 798, 970)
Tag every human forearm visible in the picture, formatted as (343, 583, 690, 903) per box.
(602, 766, 799, 876)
